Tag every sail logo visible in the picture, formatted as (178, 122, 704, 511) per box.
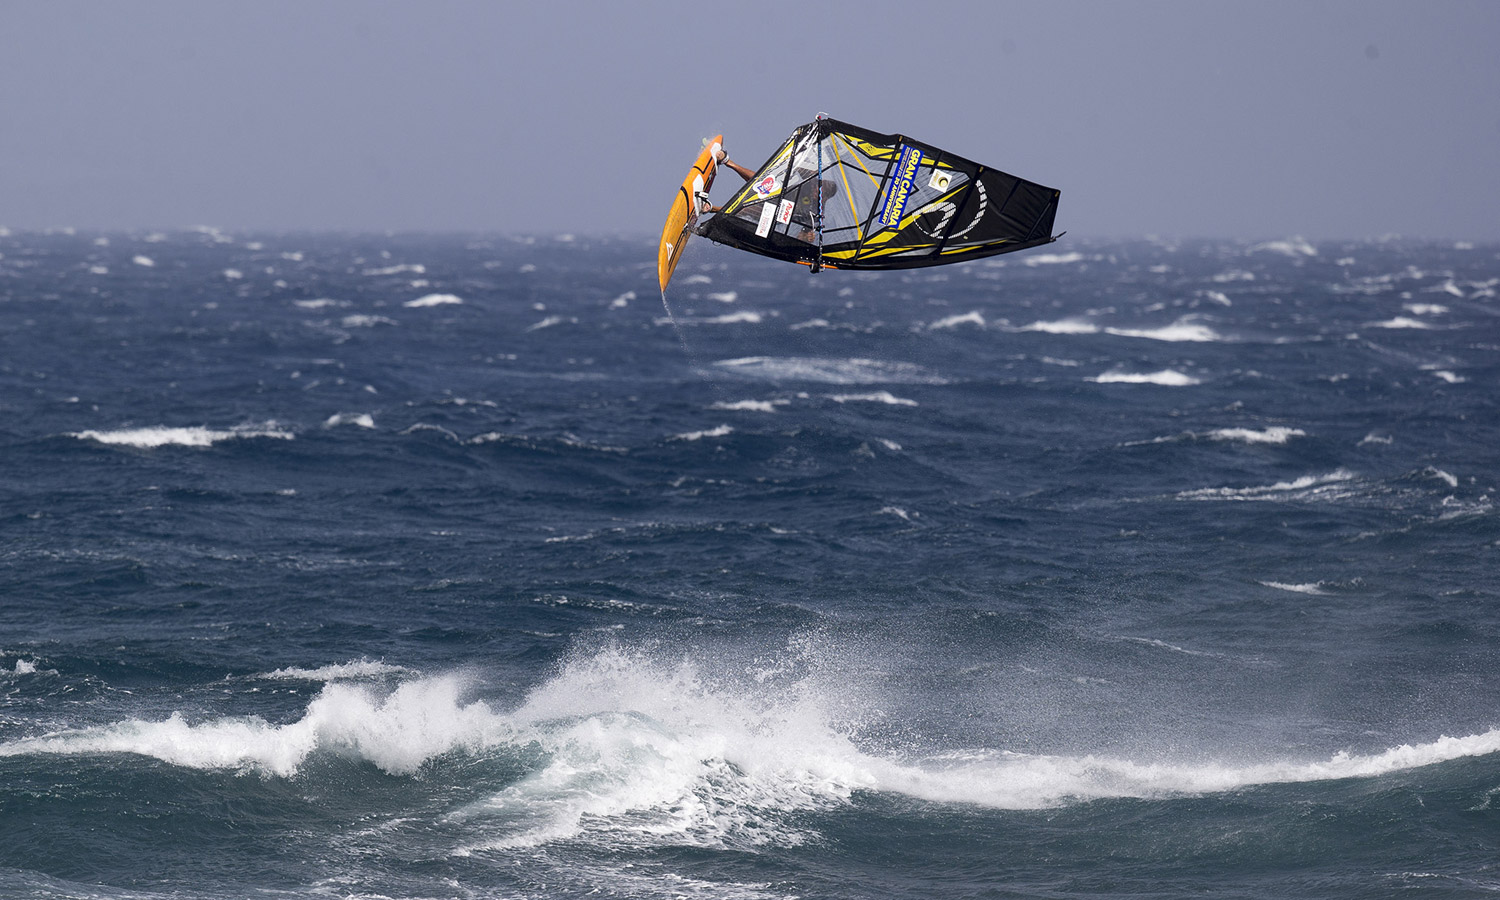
(754, 175, 779, 198)
(876, 144, 921, 229)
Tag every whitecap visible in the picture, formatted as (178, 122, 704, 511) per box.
(928, 311, 985, 330)
(706, 291, 738, 303)
(1427, 468, 1459, 488)
(1260, 581, 1329, 595)
(324, 413, 375, 429)
(1367, 317, 1430, 329)
(341, 314, 397, 327)
(1021, 319, 1098, 335)
(1091, 370, 1201, 386)
(1104, 316, 1222, 342)
(1249, 237, 1317, 257)
(1024, 252, 1084, 266)
(526, 315, 577, 331)
(1211, 270, 1256, 283)
(876, 729, 1500, 809)
(704, 311, 761, 324)
(132, 255, 155, 267)
(651, 311, 764, 326)
(71, 423, 294, 448)
(264, 660, 411, 681)
(826, 391, 918, 407)
(713, 357, 946, 385)
(404, 293, 463, 308)
(1205, 426, 1306, 444)
(1176, 469, 1357, 501)
(672, 424, 733, 441)
(362, 263, 426, 276)
(0, 675, 492, 778)
(711, 400, 785, 413)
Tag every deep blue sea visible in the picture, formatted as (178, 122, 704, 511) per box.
(2, 229, 1499, 898)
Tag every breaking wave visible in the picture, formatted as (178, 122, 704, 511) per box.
(7, 644, 1500, 855)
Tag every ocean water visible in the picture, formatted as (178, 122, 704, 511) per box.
(2, 229, 1499, 899)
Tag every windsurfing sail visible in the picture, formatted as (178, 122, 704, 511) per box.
(697, 118, 1060, 271)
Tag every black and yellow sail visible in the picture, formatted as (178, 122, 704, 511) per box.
(698, 117, 1061, 271)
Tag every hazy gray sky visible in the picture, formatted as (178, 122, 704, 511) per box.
(3, 1, 1497, 239)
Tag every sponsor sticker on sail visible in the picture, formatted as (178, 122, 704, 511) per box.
(755, 202, 777, 237)
(876, 144, 921, 230)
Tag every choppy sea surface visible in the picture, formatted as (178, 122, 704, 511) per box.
(2, 229, 1499, 898)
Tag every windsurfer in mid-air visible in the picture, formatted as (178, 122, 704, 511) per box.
(700, 144, 837, 243)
